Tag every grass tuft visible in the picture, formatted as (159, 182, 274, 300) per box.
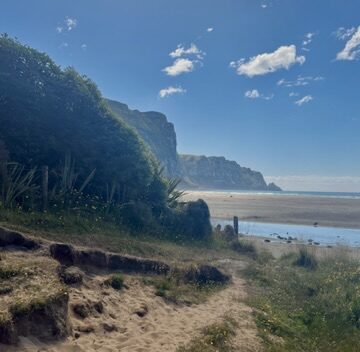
(294, 246, 318, 270)
(177, 316, 238, 352)
(104, 273, 125, 290)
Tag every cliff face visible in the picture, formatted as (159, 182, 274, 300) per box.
(106, 99, 281, 191)
(106, 99, 179, 177)
(179, 155, 280, 191)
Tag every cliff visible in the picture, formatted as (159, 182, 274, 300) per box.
(179, 155, 281, 191)
(106, 99, 179, 177)
(106, 99, 281, 191)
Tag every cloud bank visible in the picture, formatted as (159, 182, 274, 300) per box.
(230, 45, 305, 77)
(159, 86, 186, 98)
(336, 26, 360, 60)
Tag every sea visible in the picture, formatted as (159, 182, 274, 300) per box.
(209, 190, 360, 247)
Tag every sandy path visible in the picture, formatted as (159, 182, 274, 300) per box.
(6, 260, 261, 352)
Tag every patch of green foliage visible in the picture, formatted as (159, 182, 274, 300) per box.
(177, 317, 238, 352)
(143, 271, 224, 305)
(105, 273, 125, 290)
(244, 250, 360, 352)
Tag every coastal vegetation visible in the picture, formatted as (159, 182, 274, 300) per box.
(244, 247, 360, 352)
(0, 35, 211, 241)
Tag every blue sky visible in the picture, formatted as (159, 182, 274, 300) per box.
(1, 0, 360, 191)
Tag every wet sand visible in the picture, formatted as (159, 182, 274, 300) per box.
(182, 191, 360, 229)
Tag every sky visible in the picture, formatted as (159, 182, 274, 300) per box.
(1, 0, 360, 191)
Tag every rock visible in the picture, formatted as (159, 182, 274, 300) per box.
(264, 239, 271, 243)
(181, 264, 230, 286)
(179, 155, 282, 191)
(134, 304, 148, 318)
(103, 323, 118, 332)
(0, 227, 39, 249)
(107, 99, 180, 177)
(50, 243, 76, 266)
(223, 225, 236, 241)
(72, 303, 90, 319)
(314, 242, 320, 246)
(93, 301, 104, 314)
(74, 332, 80, 339)
(58, 266, 83, 285)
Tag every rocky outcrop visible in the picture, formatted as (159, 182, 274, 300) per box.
(106, 99, 180, 177)
(107, 99, 281, 191)
(179, 155, 280, 191)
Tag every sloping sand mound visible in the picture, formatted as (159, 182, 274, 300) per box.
(3, 259, 261, 352)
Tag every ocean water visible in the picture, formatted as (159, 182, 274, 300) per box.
(212, 218, 360, 247)
(202, 189, 360, 200)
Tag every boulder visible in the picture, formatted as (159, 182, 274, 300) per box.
(223, 225, 236, 241)
(58, 266, 83, 285)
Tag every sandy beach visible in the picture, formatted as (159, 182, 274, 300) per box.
(182, 191, 360, 229)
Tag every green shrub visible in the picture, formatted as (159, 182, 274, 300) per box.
(294, 246, 318, 270)
(105, 274, 125, 290)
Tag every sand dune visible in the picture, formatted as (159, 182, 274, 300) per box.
(4, 260, 261, 352)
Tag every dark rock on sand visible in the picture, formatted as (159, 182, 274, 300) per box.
(72, 303, 90, 319)
(58, 266, 84, 285)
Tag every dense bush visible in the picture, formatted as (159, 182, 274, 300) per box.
(0, 35, 212, 240)
(0, 35, 160, 204)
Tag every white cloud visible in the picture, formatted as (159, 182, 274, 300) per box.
(336, 26, 360, 60)
(66, 17, 77, 31)
(164, 43, 205, 76)
(245, 89, 260, 98)
(244, 89, 273, 100)
(265, 175, 360, 192)
(162, 58, 195, 76)
(261, 4, 268, 8)
(159, 86, 186, 98)
(231, 45, 305, 77)
(277, 75, 324, 87)
(289, 92, 299, 97)
(207, 27, 214, 32)
(81, 44, 87, 50)
(302, 32, 315, 46)
(295, 95, 313, 106)
(59, 42, 69, 49)
(169, 43, 204, 59)
(335, 26, 357, 41)
(56, 26, 63, 33)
